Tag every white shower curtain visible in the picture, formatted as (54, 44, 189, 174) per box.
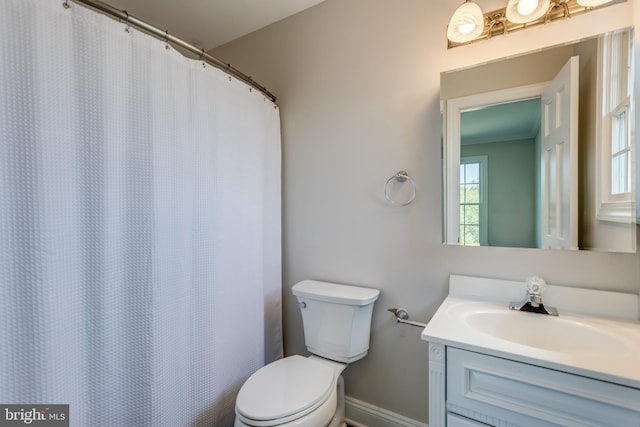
(0, 0, 282, 425)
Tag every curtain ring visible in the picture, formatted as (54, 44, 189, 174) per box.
(384, 171, 416, 206)
(124, 11, 130, 32)
(200, 49, 206, 68)
(164, 30, 170, 49)
(62, 0, 70, 9)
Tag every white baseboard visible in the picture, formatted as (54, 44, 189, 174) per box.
(344, 396, 428, 427)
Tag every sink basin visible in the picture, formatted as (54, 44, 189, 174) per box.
(461, 308, 629, 353)
(421, 275, 640, 389)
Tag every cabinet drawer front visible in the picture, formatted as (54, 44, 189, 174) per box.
(447, 347, 640, 427)
(448, 413, 490, 427)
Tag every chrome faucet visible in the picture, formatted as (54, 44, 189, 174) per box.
(509, 276, 558, 316)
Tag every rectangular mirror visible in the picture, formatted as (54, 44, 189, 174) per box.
(441, 27, 636, 253)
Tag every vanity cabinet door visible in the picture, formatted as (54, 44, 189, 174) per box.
(446, 347, 640, 427)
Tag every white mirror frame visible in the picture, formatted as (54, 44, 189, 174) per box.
(443, 82, 548, 246)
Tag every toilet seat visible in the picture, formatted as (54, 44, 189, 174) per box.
(235, 355, 336, 426)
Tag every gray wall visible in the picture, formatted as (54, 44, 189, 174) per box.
(213, 0, 640, 423)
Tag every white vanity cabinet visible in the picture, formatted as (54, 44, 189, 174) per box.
(429, 342, 640, 427)
(422, 275, 640, 427)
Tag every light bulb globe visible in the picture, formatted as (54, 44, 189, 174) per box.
(447, 1, 484, 43)
(576, 0, 614, 6)
(506, 0, 550, 23)
(517, 0, 538, 15)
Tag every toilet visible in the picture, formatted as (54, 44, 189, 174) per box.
(234, 280, 380, 427)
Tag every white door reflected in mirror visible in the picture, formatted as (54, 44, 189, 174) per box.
(541, 56, 579, 250)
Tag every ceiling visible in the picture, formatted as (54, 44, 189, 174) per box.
(103, 0, 327, 50)
(461, 98, 542, 145)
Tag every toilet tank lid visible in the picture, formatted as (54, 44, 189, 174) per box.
(292, 280, 380, 306)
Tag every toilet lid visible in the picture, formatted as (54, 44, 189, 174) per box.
(236, 355, 335, 422)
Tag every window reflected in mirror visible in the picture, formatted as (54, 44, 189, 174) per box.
(459, 157, 486, 246)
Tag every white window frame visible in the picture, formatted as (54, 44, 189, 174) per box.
(460, 156, 488, 246)
(596, 29, 635, 223)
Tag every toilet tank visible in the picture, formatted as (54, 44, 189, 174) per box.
(292, 280, 380, 363)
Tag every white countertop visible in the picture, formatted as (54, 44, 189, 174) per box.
(421, 275, 640, 389)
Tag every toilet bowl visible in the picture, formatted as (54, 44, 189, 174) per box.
(234, 280, 380, 427)
(234, 355, 346, 427)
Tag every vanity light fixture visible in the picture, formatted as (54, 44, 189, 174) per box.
(447, 0, 625, 48)
(447, 0, 485, 44)
(505, 0, 551, 23)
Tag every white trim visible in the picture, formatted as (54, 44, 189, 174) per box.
(597, 200, 636, 222)
(443, 82, 548, 245)
(428, 343, 446, 427)
(345, 396, 428, 427)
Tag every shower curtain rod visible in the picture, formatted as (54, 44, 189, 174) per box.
(69, 0, 277, 103)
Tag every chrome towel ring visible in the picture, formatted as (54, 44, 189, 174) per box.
(384, 171, 416, 206)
